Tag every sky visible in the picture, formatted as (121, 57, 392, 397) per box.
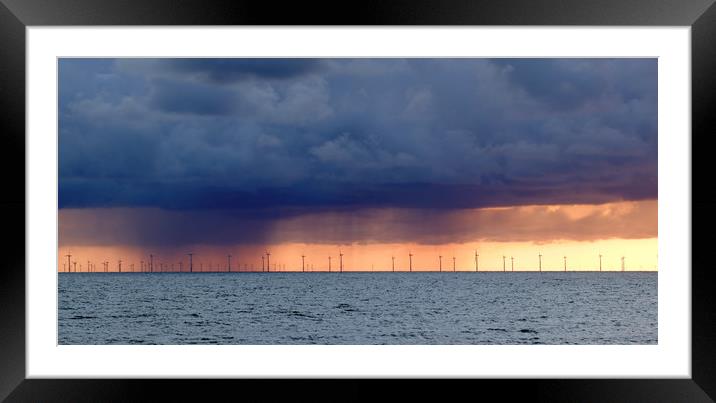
(58, 58, 658, 272)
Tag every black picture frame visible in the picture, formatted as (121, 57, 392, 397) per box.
(1, 0, 714, 401)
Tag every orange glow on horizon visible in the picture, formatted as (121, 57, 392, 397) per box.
(58, 237, 657, 273)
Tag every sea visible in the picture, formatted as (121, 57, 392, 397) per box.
(58, 272, 657, 345)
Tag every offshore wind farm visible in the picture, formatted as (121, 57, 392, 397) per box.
(58, 58, 657, 344)
(58, 250, 646, 273)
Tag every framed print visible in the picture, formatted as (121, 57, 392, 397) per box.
(2, 0, 715, 401)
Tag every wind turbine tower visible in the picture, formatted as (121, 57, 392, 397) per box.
(502, 255, 506, 272)
(328, 256, 332, 272)
(452, 256, 456, 272)
(391, 256, 395, 272)
(563, 256, 567, 272)
(439, 255, 442, 272)
(227, 254, 231, 272)
(539, 253, 542, 272)
(621, 256, 625, 272)
(475, 251, 479, 272)
(266, 251, 271, 272)
(150, 254, 154, 273)
(599, 254, 602, 272)
(188, 253, 194, 272)
(262, 255, 265, 272)
(118, 259, 122, 273)
(65, 254, 72, 273)
(301, 255, 305, 272)
(409, 252, 413, 272)
(511, 256, 514, 272)
(339, 250, 344, 273)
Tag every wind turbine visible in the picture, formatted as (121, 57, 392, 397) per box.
(301, 254, 305, 272)
(391, 256, 395, 272)
(511, 256, 514, 272)
(65, 253, 72, 273)
(599, 254, 602, 272)
(150, 254, 154, 273)
(328, 255, 332, 272)
(439, 255, 442, 272)
(227, 254, 231, 272)
(261, 255, 265, 272)
(502, 255, 506, 272)
(563, 256, 567, 272)
(409, 251, 413, 272)
(452, 256, 456, 272)
(475, 250, 479, 272)
(188, 253, 194, 273)
(621, 256, 625, 272)
(118, 259, 122, 273)
(339, 249, 344, 273)
(266, 251, 271, 272)
(539, 253, 542, 272)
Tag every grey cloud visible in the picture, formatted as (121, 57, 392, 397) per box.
(59, 58, 657, 212)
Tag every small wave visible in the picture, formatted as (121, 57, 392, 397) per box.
(519, 329, 538, 334)
(109, 313, 154, 319)
(68, 315, 97, 320)
(287, 310, 322, 320)
(487, 328, 507, 332)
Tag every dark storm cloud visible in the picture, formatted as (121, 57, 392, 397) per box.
(159, 58, 323, 82)
(59, 58, 657, 214)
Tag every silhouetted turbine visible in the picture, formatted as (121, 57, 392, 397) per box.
(539, 253, 542, 272)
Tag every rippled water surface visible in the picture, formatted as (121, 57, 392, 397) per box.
(59, 272, 657, 344)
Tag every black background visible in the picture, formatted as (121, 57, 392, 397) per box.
(1, 0, 714, 401)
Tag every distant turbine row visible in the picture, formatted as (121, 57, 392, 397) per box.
(60, 250, 631, 273)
